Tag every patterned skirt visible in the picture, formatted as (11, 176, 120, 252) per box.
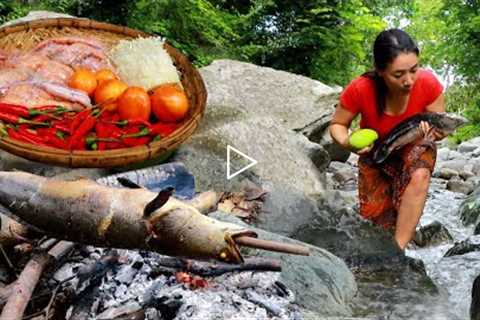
(358, 138, 437, 229)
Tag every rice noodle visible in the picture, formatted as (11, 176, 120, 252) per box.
(108, 37, 181, 91)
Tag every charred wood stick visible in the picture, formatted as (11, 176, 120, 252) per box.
(75, 251, 120, 288)
(234, 236, 310, 256)
(154, 257, 281, 277)
(0, 240, 74, 320)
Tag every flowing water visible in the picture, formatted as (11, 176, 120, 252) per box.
(407, 186, 480, 319)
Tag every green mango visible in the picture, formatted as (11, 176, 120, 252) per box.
(348, 128, 379, 149)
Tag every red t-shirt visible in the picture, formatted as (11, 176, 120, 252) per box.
(339, 69, 443, 138)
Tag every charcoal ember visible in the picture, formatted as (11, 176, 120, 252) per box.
(148, 295, 183, 320)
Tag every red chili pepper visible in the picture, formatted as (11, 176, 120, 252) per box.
(0, 112, 49, 126)
(105, 118, 152, 128)
(0, 103, 29, 117)
(123, 136, 151, 147)
(32, 114, 51, 123)
(70, 108, 91, 133)
(0, 112, 22, 124)
(69, 109, 102, 150)
(52, 122, 71, 134)
(7, 127, 47, 146)
(95, 122, 109, 150)
(111, 113, 120, 122)
(44, 131, 69, 150)
(71, 136, 87, 150)
(149, 123, 179, 137)
(17, 127, 48, 145)
(104, 124, 124, 149)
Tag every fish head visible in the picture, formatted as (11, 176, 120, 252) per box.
(431, 112, 469, 134)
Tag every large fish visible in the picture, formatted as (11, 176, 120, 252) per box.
(371, 112, 468, 164)
(0, 171, 256, 263)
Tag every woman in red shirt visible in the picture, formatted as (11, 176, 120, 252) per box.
(329, 29, 445, 250)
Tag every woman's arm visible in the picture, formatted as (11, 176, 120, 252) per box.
(329, 104, 371, 154)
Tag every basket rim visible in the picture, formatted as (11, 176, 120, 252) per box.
(0, 17, 207, 167)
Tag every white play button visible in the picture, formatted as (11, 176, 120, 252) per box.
(226, 145, 258, 180)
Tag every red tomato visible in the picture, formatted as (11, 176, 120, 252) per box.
(150, 84, 189, 122)
(117, 87, 151, 121)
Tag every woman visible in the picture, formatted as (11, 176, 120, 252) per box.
(329, 29, 445, 250)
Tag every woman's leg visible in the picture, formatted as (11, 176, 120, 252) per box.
(394, 168, 431, 249)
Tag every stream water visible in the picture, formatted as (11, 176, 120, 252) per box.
(407, 185, 480, 320)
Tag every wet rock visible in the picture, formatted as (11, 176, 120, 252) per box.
(413, 221, 453, 247)
(444, 238, 480, 257)
(437, 147, 450, 161)
(458, 141, 479, 154)
(473, 147, 480, 158)
(434, 167, 459, 180)
(313, 128, 351, 163)
(460, 187, 480, 226)
(447, 150, 466, 161)
(210, 211, 357, 317)
(469, 137, 480, 146)
(438, 159, 468, 172)
(447, 178, 475, 195)
(471, 274, 480, 320)
(430, 177, 447, 189)
(328, 161, 357, 189)
(474, 223, 480, 235)
(460, 169, 475, 181)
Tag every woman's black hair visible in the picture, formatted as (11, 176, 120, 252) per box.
(362, 29, 419, 116)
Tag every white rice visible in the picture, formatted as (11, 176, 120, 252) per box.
(108, 37, 181, 91)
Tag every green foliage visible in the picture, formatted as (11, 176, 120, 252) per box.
(233, 0, 385, 85)
(445, 83, 480, 143)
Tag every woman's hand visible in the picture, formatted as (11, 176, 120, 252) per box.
(419, 121, 447, 141)
(355, 145, 374, 155)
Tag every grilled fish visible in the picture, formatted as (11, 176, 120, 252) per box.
(0, 171, 255, 263)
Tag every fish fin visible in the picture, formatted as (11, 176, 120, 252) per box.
(117, 177, 142, 189)
(144, 187, 175, 217)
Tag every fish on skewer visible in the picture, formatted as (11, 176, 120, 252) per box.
(0, 171, 309, 263)
(371, 112, 468, 164)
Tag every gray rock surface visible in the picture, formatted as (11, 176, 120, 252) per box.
(413, 221, 453, 247)
(433, 167, 459, 180)
(458, 141, 479, 154)
(447, 178, 475, 195)
(460, 186, 480, 226)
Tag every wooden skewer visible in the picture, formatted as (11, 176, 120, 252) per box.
(235, 236, 310, 256)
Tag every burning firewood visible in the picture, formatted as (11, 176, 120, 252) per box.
(153, 257, 282, 278)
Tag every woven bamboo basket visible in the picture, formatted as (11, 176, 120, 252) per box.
(0, 18, 206, 168)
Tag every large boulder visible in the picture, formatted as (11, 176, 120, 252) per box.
(173, 60, 342, 236)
